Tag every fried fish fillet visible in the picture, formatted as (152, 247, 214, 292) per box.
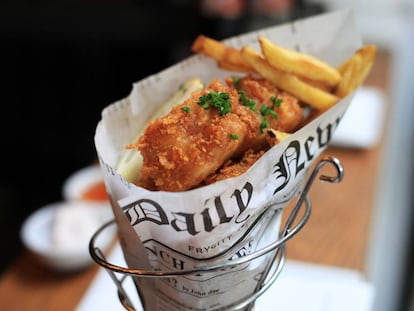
(128, 77, 303, 192)
(202, 149, 266, 185)
(202, 128, 291, 185)
(226, 76, 303, 133)
(130, 79, 262, 191)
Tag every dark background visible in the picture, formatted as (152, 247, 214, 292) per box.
(0, 1, 195, 273)
(0, 0, 326, 273)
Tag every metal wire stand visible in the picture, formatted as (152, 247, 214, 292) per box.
(89, 156, 344, 311)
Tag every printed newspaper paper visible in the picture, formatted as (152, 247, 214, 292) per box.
(94, 9, 361, 311)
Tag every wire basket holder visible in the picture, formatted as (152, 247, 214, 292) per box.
(89, 156, 344, 311)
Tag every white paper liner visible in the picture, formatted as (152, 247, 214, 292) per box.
(94, 9, 361, 311)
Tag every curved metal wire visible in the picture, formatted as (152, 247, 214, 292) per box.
(88, 156, 344, 311)
(245, 155, 344, 311)
(99, 238, 288, 311)
(89, 196, 310, 278)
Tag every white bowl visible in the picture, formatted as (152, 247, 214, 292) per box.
(62, 165, 108, 202)
(20, 201, 116, 272)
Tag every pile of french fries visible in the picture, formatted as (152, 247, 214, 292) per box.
(191, 34, 376, 112)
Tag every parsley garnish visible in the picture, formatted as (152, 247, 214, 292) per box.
(239, 91, 256, 112)
(270, 96, 282, 108)
(229, 133, 239, 140)
(198, 91, 231, 115)
(259, 118, 269, 133)
(181, 106, 191, 113)
(259, 104, 278, 132)
(260, 105, 278, 120)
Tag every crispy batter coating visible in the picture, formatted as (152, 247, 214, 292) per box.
(202, 128, 287, 185)
(202, 149, 265, 185)
(226, 76, 303, 133)
(128, 76, 303, 192)
(131, 79, 261, 192)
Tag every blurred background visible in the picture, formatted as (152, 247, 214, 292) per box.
(0, 0, 413, 310)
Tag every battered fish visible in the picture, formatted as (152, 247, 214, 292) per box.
(226, 76, 303, 133)
(130, 79, 262, 192)
(128, 76, 303, 192)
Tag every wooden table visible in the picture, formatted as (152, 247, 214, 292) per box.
(0, 51, 391, 311)
(286, 50, 390, 271)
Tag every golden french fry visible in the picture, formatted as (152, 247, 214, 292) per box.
(241, 45, 339, 110)
(275, 130, 291, 142)
(191, 35, 225, 60)
(335, 45, 377, 97)
(220, 46, 254, 72)
(217, 60, 247, 72)
(264, 129, 291, 147)
(299, 76, 334, 93)
(267, 129, 291, 141)
(218, 58, 253, 73)
(191, 35, 253, 72)
(259, 36, 341, 86)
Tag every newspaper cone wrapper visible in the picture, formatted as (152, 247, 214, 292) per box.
(94, 9, 361, 311)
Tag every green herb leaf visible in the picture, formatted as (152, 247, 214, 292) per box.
(270, 96, 282, 108)
(260, 105, 279, 120)
(238, 91, 256, 112)
(259, 118, 269, 133)
(181, 106, 191, 113)
(198, 94, 211, 110)
(229, 133, 239, 140)
(198, 91, 231, 115)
